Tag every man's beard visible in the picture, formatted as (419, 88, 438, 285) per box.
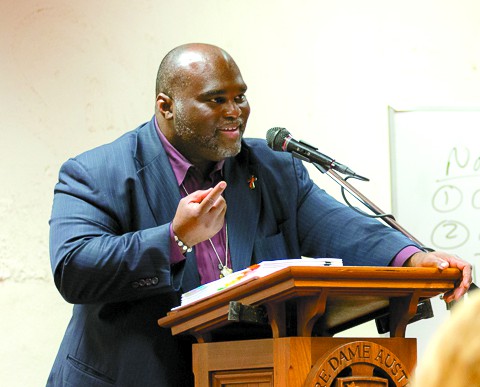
(175, 112, 243, 160)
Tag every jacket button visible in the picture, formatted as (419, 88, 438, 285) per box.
(145, 278, 152, 286)
(132, 281, 139, 289)
(152, 277, 159, 285)
(138, 279, 146, 287)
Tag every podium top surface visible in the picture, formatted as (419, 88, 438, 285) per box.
(158, 266, 461, 339)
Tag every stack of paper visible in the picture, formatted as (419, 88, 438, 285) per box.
(178, 257, 342, 308)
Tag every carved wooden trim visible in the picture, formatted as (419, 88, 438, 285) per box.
(211, 368, 273, 387)
(304, 340, 411, 387)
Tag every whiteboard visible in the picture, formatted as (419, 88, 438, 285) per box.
(389, 107, 480, 353)
(389, 107, 480, 278)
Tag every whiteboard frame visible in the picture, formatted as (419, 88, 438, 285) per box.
(388, 105, 480, 280)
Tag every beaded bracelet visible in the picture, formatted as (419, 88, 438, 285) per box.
(174, 234, 193, 253)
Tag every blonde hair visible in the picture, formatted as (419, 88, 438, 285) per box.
(412, 291, 480, 387)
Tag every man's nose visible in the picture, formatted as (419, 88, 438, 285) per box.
(224, 100, 242, 118)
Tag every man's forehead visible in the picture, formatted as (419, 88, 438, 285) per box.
(170, 48, 246, 95)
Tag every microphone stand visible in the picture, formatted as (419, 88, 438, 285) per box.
(315, 165, 424, 246)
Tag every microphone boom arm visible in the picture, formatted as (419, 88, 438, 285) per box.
(315, 163, 424, 246)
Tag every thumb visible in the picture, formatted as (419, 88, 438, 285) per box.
(437, 260, 449, 270)
(409, 251, 449, 270)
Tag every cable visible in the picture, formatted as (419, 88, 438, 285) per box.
(339, 175, 396, 220)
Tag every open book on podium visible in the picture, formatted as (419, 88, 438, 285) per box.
(177, 257, 342, 308)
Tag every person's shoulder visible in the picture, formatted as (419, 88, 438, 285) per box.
(60, 120, 155, 180)
(242, 137, 270, 149)
(73, 120, 150, 161)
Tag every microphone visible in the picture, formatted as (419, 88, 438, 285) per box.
(266, 127, 366, 179)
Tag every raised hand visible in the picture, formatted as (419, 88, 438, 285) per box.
(172, 181, 227, 247)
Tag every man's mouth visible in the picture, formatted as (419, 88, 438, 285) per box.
(216, 123, 243, 141)
(218, 123, 242, 132)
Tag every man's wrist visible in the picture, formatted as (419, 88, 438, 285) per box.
(173, 234, 193, 253)
(390, 245, 422, 267)
(169, 224, 189, 263)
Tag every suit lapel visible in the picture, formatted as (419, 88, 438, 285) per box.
(135, 119, 180, 225)
(224, 146, 261, 271)
(134, 119, 201, 290)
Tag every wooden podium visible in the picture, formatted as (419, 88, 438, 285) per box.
(158, 266, 461, 386)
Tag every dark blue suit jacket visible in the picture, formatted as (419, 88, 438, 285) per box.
(48, 117, 417, 386)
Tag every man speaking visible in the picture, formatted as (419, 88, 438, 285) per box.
(47, 43, 472, 386)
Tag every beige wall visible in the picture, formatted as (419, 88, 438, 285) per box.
(2, 0, 480, 384)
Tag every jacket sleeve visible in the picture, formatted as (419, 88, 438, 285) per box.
(293, 158, 419, 265)
(49, 157, 181, 304)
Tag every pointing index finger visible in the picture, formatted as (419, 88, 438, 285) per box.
(198, 181, 227, 212)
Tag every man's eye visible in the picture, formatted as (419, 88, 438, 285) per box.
(235, 94, 247, 103)
(210, 97, 226, 103)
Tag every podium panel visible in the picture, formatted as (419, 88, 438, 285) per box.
(193, 337, 415, 387)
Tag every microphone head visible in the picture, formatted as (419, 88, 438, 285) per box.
(266, 127, 290, 151)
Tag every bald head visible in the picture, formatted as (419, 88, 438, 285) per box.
(155, 43, 238, 98)
(154, 43, 250, 172)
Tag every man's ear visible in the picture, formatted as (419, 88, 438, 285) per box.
(156, 93, 174, 120)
